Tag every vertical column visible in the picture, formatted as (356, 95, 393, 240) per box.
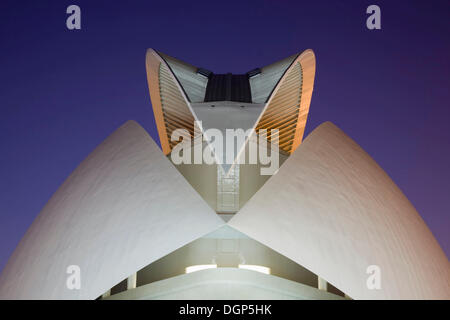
(127, 273, 137, 290)
(216, 165, 240, 213)
(318, 277, 328, 291)
(101, 289, 111, 299)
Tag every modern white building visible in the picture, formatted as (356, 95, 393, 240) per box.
(0, 49, 448, 300)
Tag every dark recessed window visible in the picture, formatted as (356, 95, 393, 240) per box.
(204, 73, 252, 103)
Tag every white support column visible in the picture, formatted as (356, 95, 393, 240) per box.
(127, 273, 137, 290)
(101, 289, 111, 299)
(318, 277, 328, 291)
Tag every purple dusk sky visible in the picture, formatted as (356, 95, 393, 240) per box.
(0, 0, 449, 273)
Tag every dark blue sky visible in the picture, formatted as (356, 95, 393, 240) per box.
(0, 0, 449, 272)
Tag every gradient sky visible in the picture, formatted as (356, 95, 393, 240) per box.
(0, 0, 449, 272)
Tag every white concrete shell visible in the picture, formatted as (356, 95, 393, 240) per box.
(229, 122, 450, 299)
(2, 47, 446, 300)
(0, 121, 224, 299)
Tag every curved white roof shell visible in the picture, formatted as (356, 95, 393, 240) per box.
(0, 121, 224, 299)
(229, 122, 450, 299)
(1, 120, 448, 299)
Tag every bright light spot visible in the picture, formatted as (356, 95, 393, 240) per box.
(238, 264, 271, 274)
(185, 264, 217, 274)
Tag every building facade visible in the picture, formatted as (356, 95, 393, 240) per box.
(0, 49, 448, 300)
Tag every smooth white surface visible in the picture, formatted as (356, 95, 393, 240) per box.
(190, 102, 264, 137)
(230, 122, 450, 299)
(0, 120, 224, 299)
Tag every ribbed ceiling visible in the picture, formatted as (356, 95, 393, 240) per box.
(159, 63, 196, 151)
(255, 62, 303, 154)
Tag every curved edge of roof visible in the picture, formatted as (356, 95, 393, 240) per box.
(0, 120, 224, 299)
(249, 49, 316, 154)
(229, 121, 450, 299)
(145, 49, 201, 155)
(263, 52, 301, 104)
(155, 50, 193, 103)
(260, 49, 315, 105)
